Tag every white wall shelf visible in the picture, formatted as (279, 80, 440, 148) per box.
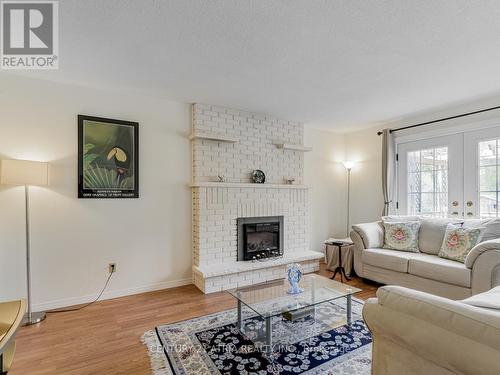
(189, 182, 310, 189)
(274, 143, 312, 152)
(189, 132, 239, 143)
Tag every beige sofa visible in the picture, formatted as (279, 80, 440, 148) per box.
(351, 217, 500, 299)
(363, 285, 500, 375)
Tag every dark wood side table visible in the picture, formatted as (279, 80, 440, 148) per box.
(326, 241, 352, 283)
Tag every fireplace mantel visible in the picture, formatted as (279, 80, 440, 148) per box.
(190, 182, 310, 189)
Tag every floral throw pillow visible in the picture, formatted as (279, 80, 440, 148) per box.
(383, 221, 421, 253)
(438, 224, 486, 263)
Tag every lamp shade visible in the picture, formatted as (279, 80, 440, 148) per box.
(0, 159, 49, 186)
(343, 161, 355, 170)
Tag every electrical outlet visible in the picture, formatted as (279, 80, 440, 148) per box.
(109, 263, 116, 273)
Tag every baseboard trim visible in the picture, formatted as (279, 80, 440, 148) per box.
(32, 278, 193, 312)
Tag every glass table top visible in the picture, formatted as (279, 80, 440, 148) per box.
(227, 274, 361, 318)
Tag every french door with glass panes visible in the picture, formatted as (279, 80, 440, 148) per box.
(397, 134, 463, 218)
(397, 126, 500, 219)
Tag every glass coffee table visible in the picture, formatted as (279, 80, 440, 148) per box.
(227, 274, 361, 354)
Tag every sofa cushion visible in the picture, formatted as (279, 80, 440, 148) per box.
(408, 255, 471, 288)
(463, 218, 500, 242)
(363, 248, 420, 273)
(418, 218, 463, 255)
(352, 221, 384, 248)
(438, 224, 486, 263)
(382, 221, 421, 252)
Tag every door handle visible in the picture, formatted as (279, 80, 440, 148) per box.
(466, 201, 474, 207)
(452, 201, 459, 207)
(466, 212, 474, 217)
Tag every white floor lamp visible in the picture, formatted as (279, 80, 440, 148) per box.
(0, 159, 49, 325)
(343, 161, 355, 237)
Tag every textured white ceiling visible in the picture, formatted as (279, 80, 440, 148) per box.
(15, 0, 500, 130)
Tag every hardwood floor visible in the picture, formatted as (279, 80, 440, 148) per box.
(10, 263, 379, 375)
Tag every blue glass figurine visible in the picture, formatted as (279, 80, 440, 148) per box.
(286, 263, 304, 295)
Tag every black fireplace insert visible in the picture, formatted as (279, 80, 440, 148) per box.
(237, 216, 284, 261)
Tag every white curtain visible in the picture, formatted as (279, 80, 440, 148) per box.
(382, 129, 396, 216)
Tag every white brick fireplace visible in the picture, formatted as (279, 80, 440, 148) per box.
(191, 104, 322, 293)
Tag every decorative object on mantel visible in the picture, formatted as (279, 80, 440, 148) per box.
(286, 263, 304, 295)
(285, 177, 296, 185)
(78, 115, 139, 198)
(252, 169, 266, 183)
(217, 175, 226, 182)
(189, 131, 239, 143)
(274, 143, 312, 152)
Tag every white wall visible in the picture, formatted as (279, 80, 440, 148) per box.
(304, 128, 347, 251)
(387, 93, 500, 139)
(345, 127, 384, 225)
(0, 74, 192, 310)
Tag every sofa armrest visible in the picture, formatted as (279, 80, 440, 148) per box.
(350, 230, 365, 277)
(466, 240, 500, 294)
(351, 221, 384, 248)
(363, 286, 500, 375)
(465, 239, 500, 268)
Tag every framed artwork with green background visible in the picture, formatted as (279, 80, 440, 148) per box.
(78, 115, 139, 198)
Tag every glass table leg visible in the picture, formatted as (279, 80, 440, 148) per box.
(237, 300, 243, 331)
(346, 294, 352, 327)
(265, 315, 272, 355)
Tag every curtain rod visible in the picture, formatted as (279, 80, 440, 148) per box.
(376, 104, 500, 136)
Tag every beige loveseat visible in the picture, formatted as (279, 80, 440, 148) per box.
(363, 285, 500, 375)
(351, 217, 500, 299)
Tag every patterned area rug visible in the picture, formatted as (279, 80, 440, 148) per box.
(142, 298, 371, 374)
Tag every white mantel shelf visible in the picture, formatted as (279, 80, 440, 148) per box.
(189, 132, 239, 143)
(194, 250, 324, 279)
(274, 143, 313, 152)
(190, 182, 311, 189)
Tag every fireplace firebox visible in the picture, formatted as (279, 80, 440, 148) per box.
(237, 216, 284, 261)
